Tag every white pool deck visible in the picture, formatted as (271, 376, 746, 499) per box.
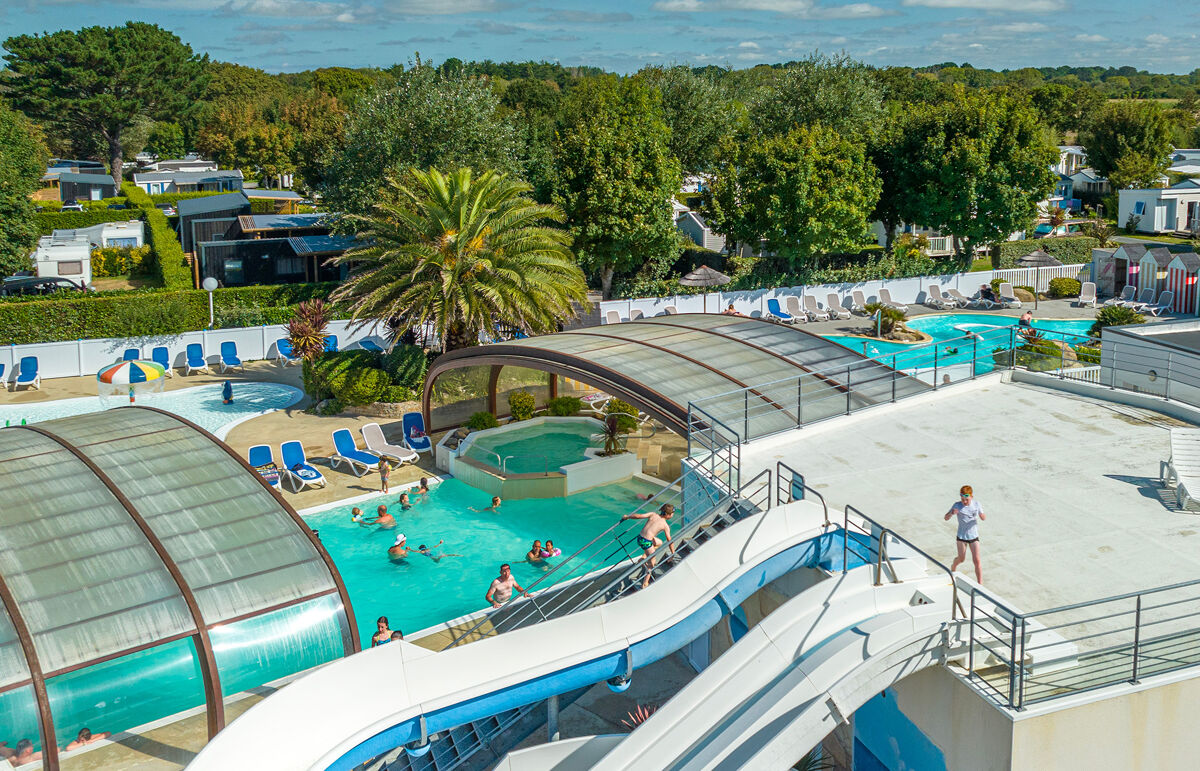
(741, 374, 1200, 616)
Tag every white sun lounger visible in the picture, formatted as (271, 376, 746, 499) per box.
(944, 288, 971, 308)
(877, 288, 908, 312)
(998, 283, 1022, 308)
(825, 293, 851, 320)
(851, 290, 868, 314)
(1127, 287, 1157, 312)
(1161, 427, 1200, 511)
(1144, 290, 1174, 316)
(801, 295, 829, 322)
(605, 310, 622, 324)
(361, 422, 419, 464)
(925, 284, 955, 310)
(1075, 281, 1097, 308)
(1104, 285, 1136, 307)
(784, 296, 808, 323)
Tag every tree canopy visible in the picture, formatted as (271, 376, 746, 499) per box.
(1079, 100, 1173, 187)
(637, 65, 740, 174)
(3, 23, 208, 186)
(755, 53, 885, 140)
(552, 75, 682, 298)
(0, 100, 49, 276)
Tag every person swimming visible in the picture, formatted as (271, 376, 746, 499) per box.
(375, 504, 396, 529)
(416, 477, 431, 499)
(470, 496, 502, 513)
(417, 540, 461, 562)
(387, 533, 409, 559)
(398, 492, 412, 510)
(526, 540, 545, 564)
(540, 540, 561, 558)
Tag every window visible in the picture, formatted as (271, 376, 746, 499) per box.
(277, 256, 304, 275)
(224, 258, 244, 285)
(57, 261, 83, 275)
(1134, 201, 1146, 215)
(107, 238, 138, 248)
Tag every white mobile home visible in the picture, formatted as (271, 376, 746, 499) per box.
(1118, 180, 1200, 235)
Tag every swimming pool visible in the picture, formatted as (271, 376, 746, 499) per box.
(305, 475, 663, 641)
(0, 382, 302, 439)
(463, 419, 601, 474)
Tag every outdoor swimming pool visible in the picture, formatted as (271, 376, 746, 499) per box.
(306, 475, 664, 641)
(823, 313, 1095, 365)
(462, 419, 601, 474)
(0, 382, 302, 438)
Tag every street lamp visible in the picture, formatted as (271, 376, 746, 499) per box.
(202, 277, 218, 327)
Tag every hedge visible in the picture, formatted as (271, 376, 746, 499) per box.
(36, 197, 127, 212)
(91, 246, 154, 278)
(124, 184, 192, 289)
(0, 282, 340, 345)
(150, 191, 227, 206)
(34, 210, 143, 235)
(992, 236, 1099, 268)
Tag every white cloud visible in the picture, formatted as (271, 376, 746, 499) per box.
(738, 40, 760, 48)
(1145, 33, 1169, 45)
(992, 21, 1048, 33)
(901, 0, 1065, 12)
(1074, 33, 1108, 42)
(809, 2, 891, 17)
(380, 0, 500, 14)
(652, 0, 890, 16)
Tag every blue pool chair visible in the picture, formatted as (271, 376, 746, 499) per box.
(359, 338, 383, 353)
(15, 357, 39, 390)
(402, 411, 432, 453)
(0, 363, 5, 391)
(280, 441, 327, 492)
(151, 346, 174, 378)
(247, 444, 281, 490)
(219, 341, 243, 373)
(324, 335, 339, 353)
(122, 348, 140, 361)
(275, 338, 299, 366)
(766, 298, 795, 324)
(330, 429, 380, 476)
(185, 343, 209, 376)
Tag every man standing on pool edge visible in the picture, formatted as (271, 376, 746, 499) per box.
(945, 484, 985, 583)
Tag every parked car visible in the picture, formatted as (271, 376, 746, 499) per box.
(61, 202, 84, 212)
(1033, 222, 1083, 238)
(0, 276, 91, 296)
(155, 203, 176, 216)
(107, 203, 127, 210)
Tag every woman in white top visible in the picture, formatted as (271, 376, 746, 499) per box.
(945, 484, 986, 583)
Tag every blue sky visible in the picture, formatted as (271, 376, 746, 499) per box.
(3, 0, 1196, 74)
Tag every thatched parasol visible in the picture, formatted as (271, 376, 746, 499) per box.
(679, 264, 731, 312)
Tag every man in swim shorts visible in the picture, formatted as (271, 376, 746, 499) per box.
(485, 563, 529, 608)
(375, 504, 396, 529)
(387, 533, 409, 559)
(945, 484, 986, 583)
(621, 503, 676, 587)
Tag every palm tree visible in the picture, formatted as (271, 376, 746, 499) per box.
(331, 168, 589, 351)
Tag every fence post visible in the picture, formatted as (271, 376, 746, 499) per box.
(968, 591, 976, 677)
(743, 390, 749, 444)
(891, 357, 897, 402)
(845, 366, 852, 415)
(796, 376, 803, 427)
(1008, 620, 1019, 708)
(1017, 617, 1028, 708)
(972, 335, 978, 379)
(76, 338, 84, 377)
(933, 345, 939, 387)
(1166, 352, 1172, 401)
(1131, 595, 1142, 684)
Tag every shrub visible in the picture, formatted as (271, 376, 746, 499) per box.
(862, 302, 908, 335)
(304, 349, 379, 400)
(381, 344, 429, 391)
(547, 396, 582, 417)
(1046, 277, 1082, 298)
(91, 246, 154, 278)
(508, 390, 536, 421)
(124, 183, 191, 289)
(1074, 344, 1101, 364)
(334, 367, 389, 406)
(34, 210, 142, 235)
(381, 385, 417, 403)
(1015, 339, 1066, 372)
(466, 411, 500, 430)
(1090, 305, 1145, 337)
(1124, 213, 1142, 234)
(991, 236, 1099, 268)
(286, 298, 332, 365)
(149, 191, 226, 206)
(605, 398, 639, 433)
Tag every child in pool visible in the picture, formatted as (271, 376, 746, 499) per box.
(540, 540, 562, 558)
(398, 492, 412, 510)
(416, 477, 431, 500)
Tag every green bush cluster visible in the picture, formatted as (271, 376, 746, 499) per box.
(1090, 304, 1145, 336)
(0, 282, 339, 344)
(466, 411, 500, 430)
(34, 209, 142, 235)
(301, 346, 424, 407)
(992, 237, 1099, 268)
(381, 344, 429, 391)
(124, 183, 192, 290)
(547, 396, 582, 416)
(605, 398, 639, 433)
(508, 390, 536, 421)
(91, 246, 154, 278)
(1046, 277, 1082, 298)
(36, 196, 127, 212)
(1074, 344, 1101, 364)
(149, 191, 226, 206)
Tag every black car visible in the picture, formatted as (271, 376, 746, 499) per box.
(0, 276, 90, 296)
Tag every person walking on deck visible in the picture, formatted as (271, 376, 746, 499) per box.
(945, 484, 986, 583)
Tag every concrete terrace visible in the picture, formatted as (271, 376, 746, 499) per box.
(741, 375, 1196, 618)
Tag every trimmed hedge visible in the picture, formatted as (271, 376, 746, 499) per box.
(124, 184, 191, 289)
(149, 191, 226, 206)
(0, 282, 340, 345)
(36, 197, 128, 212)
(992, 236, 1099, 268)
(34, 210, 143, 235)
(91, 246, 154, 278)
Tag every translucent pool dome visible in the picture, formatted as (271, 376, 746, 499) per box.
(0, 406, 358, 768)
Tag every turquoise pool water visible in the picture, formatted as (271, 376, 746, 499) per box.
(822, 314, 1095, 370)
(307, 475, 662, 641)
(0, 382, 301, 439)
(463, 420, 601, 474)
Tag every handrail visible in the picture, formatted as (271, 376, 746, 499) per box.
(501, 452, 551, 475)
(775, 460, 829, 527)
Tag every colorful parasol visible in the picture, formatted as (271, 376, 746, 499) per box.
(97, 360, 167, 384)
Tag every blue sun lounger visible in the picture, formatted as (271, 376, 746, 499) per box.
(185, 343, 209, 375)
(151, 346, 174, 377)
(248, 444, 282, 490)
(766, 298, 796, 324)
(330, 429, 380, 476)
(15, 357, 39, 390)
(402, 411, 432, 453)
(219, 341, 243, 373)
(123, 348, 140, 361)
(359, 338, 384, 353)
(280, 441, 327, 492)
(276, 339, 299, 366)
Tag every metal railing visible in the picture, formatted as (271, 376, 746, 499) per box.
(500, 452, 551, 475)
(1094, 338, 1200, 410)
(775, 460, 830, 527)
(964, 578, 1200, 710)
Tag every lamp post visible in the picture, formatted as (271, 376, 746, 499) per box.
(202, 277, 218, 327)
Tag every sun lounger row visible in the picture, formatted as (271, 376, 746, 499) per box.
(247, 414, 432, 492)
(1103, 286, 1173, 316)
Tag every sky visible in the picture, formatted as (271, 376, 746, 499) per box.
(2, 0, 1197, 75)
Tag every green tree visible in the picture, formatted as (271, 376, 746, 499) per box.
(323, 62, 520, 214)
(889, 88, 1057, 263)
(309, 67, 378, 107)
(3, 23, 208, 187)
(552, 75, 682, 299)
(331, 168, 588, 351)
(282, 92, 347, 193)
(637, 65, 740, 173)
(0, 100, 49, 276)
(145, 121, 185, 160)
(1079, 101, 1172, 185)
(500, 78, 563, 202)
(757, 53, 885, 140)
(704, 126, 880, 270)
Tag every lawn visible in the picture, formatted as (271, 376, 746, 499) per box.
(1119, 233, 1197, 245)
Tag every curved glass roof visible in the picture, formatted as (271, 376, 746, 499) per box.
(426, 314, 895, 438)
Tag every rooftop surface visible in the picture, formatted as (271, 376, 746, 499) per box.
(742, 376, 1194, 615)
